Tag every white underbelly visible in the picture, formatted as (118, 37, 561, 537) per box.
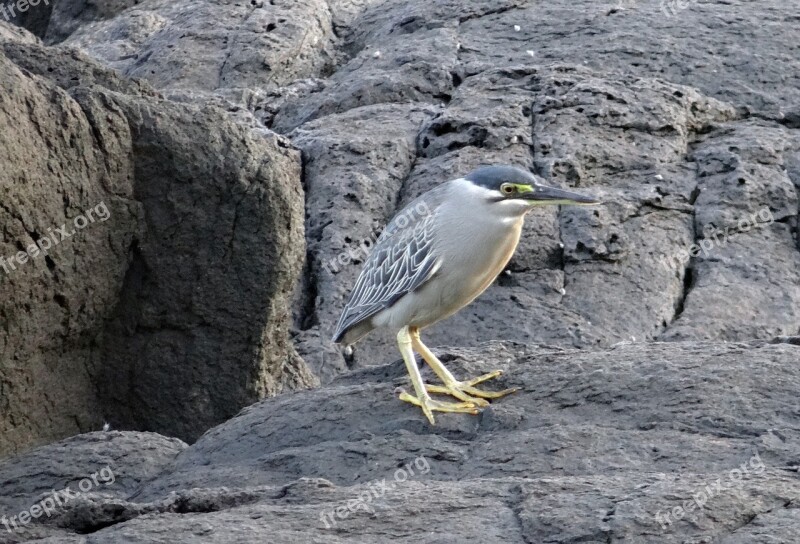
(377, 216, 523, 330)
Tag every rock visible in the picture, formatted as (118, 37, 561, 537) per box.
(0, 431, 185, 543)
(271, 15, 462, 132)
(9, 0, 797, 383)
(0, 34, 316, 457)
(289, 102, 440, 381)
(0, 431, 186, 518)
(1, 0, 54, 39)
(0, 39, 157, 96)
(0, 38, 142, 458)
(1, 0, 139, 43)
(1, 4, 799, 534)
(1, 341, 798, 542)
(61, 0, 339, 91)
(45, 0, 140, 43)
(453, 0, 800, 119)
(293, 61, 789, 377)
(0, 20, 39, 43)
(90, 90, 316, 443)
(661, 121, 800, 341)
(278, 2, 800, 377)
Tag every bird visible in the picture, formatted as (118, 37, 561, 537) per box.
(332, 165, 599, 424)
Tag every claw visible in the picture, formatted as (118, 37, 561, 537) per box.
(425, 370, 518, 404)
(398, 389, 482, 424)
(466, 370, 504, 386)
(425, 384, 490, 406)
(398, 327, 515, 424)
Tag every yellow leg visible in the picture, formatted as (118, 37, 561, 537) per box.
(396, 326, 481, 424)
(410, 329, 518, 405)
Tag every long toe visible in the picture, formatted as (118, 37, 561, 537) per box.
(397, 390, 436, 424)
(397, 389, 481, 424)
(424, 384, 490, 407)
(422, 369, 517, 403)
(427, 397, 482, 415)
(461, 369, 517, 399)
(461, 384, 518, 399)
(465, 370, 504, 386)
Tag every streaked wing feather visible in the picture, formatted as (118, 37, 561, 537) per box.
(332, 205, 440, 341)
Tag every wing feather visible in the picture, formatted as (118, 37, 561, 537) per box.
(332, 198, 441, 342)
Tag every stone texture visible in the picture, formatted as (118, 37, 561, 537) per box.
(2, 0, 54, 39)
(1, 9, 799, 544)
(0, 431, 186, 517)
(270, 0, 800, 377)
(45, 0, 140, 43)
(62, 0, 340, 91)
(7, 1, 798, 380)
(1, 342, 798, 542)
(91, 91, 315, 442)
(291, 60, 798, 378)
(0, 21, 38, 44)
(0, 32, 315, 457)
(0, 38, 142, 458)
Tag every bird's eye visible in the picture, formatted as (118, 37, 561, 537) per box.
(500, 183, 514, 195)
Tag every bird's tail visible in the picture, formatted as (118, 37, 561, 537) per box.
(332, 318, 374, 346)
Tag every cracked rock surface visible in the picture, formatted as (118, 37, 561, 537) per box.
(1, 1, 799, 539)
(0, 342, 798, 542)
(6, 1, 798, 382)
(0, 29, 316, 457)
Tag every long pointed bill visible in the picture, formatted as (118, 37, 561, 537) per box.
(523, 185, 600, 205)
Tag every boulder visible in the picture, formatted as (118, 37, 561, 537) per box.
(46, 0, 140, 43)
(270, 0, 800, 376)
(0, 36, 141, 457)
(0, 30, 315, 457)
(1, 341, 798, 542)
(11, 0, 798, 382)
(61, 0, 340, 91)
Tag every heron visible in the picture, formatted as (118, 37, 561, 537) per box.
(332, 165, 599, 424)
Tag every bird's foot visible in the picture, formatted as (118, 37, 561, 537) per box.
(397, 389, 481, 425)
(425, 370, 518, 406)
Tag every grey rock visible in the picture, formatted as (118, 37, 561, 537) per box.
(0, 431, 186, 519)
(1, 0, 54, 39)
(2, 342, 799, 542)
(454, 0, 800, 119)
(4, 0, 139, 43)
(15, 0, 798, 383)
(0, 20, 38, 43)
(0, 40, 157, 96)
(0, 38, 142, 458)
(279, 0, 799, 378)
(46, 0, 140, 43)
(89, 90, 317, 443)
(62, 0, 339, 91)
(272, 21, 460, 133)
(0, 35, 316, 456)
(298, 63, 793, 376)
(2, 10, 800, 544)
(662, 121, 800, 341)
(0, 431, 184, 543)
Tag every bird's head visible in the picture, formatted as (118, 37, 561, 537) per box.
(463, 165, 600, 209)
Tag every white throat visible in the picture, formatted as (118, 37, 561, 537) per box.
(450, 178, 532, 224)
